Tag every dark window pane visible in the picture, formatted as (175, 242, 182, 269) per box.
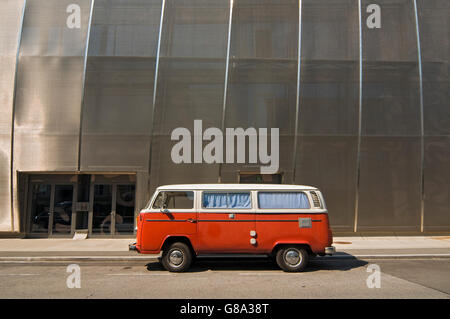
(239, 173, 282, 184)
(52, 185, 73, 234)
(30, 184, 51, 233)
(92, 184, 112, 234)
(115, 185, 135, 234)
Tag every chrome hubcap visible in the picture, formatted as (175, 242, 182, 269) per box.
(285, 249, 302, 266)
(169, 249, 184, 266)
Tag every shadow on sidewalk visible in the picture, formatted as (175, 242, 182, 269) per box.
(145, 253, 367, 273)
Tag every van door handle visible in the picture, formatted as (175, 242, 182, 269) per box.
(186, 218, 196, 223)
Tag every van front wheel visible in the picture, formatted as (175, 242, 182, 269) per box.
(161, 242, 192, 272)
(276, 246, 309, 272)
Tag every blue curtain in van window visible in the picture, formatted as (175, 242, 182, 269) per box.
(258, 192, 310, 209)
(203, 193, 251, 209)
(203, 193, 228, 208)
(228, 193, 251, 208)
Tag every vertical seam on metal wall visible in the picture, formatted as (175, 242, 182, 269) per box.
(9, 0, 27, 232)
(291, 0, 302, 183)
(413, 0, 425, 232)
(354, 0, 363, 233)
(147, 0, 166, 183)
(77, 0, 95, 171)
(218, 0, 234, 183)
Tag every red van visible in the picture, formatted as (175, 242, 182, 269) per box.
(130, 184, 335, 272)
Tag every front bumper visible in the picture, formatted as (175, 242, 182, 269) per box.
(324, 246, 336, 255)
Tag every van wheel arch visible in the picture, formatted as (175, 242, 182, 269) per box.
(271, 243, 313, 258)
(161, 236, 196, 258)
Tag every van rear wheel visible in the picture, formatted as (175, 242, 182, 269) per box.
(276, 246, 308, 272)
(161, 242, 192, 272)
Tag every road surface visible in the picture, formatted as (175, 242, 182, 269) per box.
(0, 257, 449, 298)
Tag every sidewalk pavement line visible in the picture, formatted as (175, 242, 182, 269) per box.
(0, 253, 450, 262)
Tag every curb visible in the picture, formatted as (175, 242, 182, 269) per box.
(1, 253, 450, 262)
(322, 253, 450, 259)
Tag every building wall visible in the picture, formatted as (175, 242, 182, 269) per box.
(0, 0, 449, 234)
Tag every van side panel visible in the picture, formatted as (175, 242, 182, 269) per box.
(256, 213, 331, 254)
(196, 212, 256, 253)
(140, 211, 197, 251)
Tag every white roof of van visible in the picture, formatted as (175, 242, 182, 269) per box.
(157, 184, 318, 191)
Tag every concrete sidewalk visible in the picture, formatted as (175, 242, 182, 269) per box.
(0, 236, 449, 261)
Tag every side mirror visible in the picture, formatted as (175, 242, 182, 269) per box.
(160, 204, 168, 213)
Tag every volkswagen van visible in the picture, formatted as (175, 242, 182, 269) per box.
(130, 184, 335, 272)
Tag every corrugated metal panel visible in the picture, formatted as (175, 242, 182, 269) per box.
(13, 0, 91, 172)
(0, 0, 25, 231)
(80, 0, 162, 171)
(149, 0, 230, 191)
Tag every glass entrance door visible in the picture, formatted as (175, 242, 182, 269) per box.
(29, 184, 52, 234)
(51, 185, 74, 235)
(28, 183, 75, 237)
(27, 175, 136, 237)
(89, 183, 135, 236)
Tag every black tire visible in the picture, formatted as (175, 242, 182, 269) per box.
(161, 242, 193, 272)
(275, 246, 309, 272)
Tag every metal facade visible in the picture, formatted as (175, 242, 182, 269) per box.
(0, 0, 449, 235)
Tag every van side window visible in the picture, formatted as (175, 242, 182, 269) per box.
(152, 191, 194, 209)
(258, 192, 310, 209)
(203, 192, 251, 209)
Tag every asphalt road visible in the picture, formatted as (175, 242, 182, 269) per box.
(0, 257, 449, 299)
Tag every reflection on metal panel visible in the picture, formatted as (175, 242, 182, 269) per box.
(80, 0, 162, 171)
(14, 0, 91, 172)
(0, 0, 25, 231)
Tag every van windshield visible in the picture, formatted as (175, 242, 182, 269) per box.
(258, 192, 310, 209)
